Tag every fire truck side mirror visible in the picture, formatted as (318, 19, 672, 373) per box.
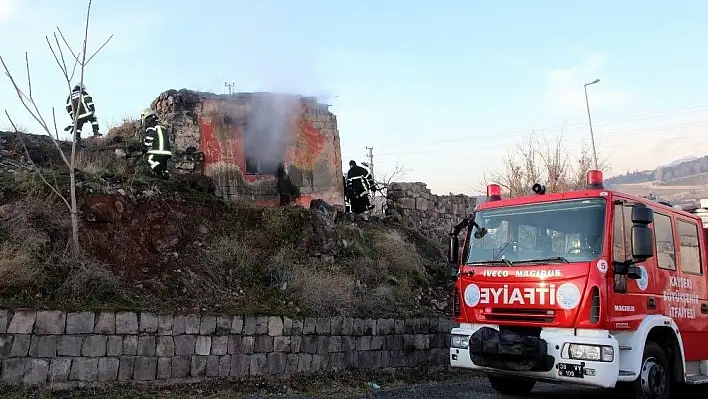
(631, 204, 654, 224)
(631, 225, 654, 262)
(448, 235, 459, 265)
(629, 204, 654, 263)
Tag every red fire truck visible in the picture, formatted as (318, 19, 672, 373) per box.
(447, 170, 708, 399)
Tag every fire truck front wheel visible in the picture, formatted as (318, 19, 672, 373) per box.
(628, 341, 672, 399)
(488, 375, 536, 396)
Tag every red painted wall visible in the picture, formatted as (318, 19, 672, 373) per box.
(195, 97, 343, 207)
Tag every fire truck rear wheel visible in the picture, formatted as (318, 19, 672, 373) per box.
(488, 375, 536, 395)
(632, 341, 672, 399)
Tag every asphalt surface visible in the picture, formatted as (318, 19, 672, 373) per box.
(360, 379, 708, 399)
(250, 378, 708, 399)
(366, 380, 618, 398)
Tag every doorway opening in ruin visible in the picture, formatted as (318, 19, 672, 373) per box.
(242, 120, 287, 175)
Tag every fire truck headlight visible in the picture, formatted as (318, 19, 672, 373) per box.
(451, 335, 469, 349)
(567, 344, 614, 362)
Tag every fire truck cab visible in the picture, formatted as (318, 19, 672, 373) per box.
(448, 170, 708, 399)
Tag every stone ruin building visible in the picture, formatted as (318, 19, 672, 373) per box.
(150, 89, 344, 207)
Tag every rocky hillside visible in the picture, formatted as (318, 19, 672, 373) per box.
(606, 155, 708, 187)
(0, 130, 452, 318)
(603, 155, 708, 204)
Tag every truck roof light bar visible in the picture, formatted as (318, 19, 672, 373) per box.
(586, 170, 604, 189)
(486, 184, 502, 201)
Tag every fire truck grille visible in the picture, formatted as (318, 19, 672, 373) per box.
(483, 308, 556, 323)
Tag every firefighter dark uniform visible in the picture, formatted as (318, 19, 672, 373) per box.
(140, 108, 173, 179)
(64, 84, 100, 140)
(343, 175, 352, 213)
(345, 160, 376, 214)
(275, 163, 300, 206)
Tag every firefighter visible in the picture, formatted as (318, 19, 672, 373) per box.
(345, 160, 376, 215)
(140, 108, 173, 179)
(64, 83, 101, 141)
(275, 163, 300, 206)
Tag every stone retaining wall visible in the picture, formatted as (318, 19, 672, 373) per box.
(387, 182, 476, 246)
(0, 310, 457, 389)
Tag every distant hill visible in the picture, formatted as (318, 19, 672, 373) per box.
(605, 155, 708, 204)
(667, 155, 699, 167)
(605, 156, 708, 187)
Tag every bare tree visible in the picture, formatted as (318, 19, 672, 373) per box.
(480, 131, 609, 198)
(1, 0, 112, 254)
(373, 161, 409, 198)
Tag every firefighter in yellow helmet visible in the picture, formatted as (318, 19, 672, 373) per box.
(140, 108, 173, 179)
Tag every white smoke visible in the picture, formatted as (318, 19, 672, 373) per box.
(242, 93, 301, 175)
(225, 2, 333, 176)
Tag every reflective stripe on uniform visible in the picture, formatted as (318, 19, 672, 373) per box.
(157, 126, 164, 149)
(347, 175, 372, 198)
(147, 155, 160, 169)
(146, 149, 173, 156)
(70, 92, 93, 119)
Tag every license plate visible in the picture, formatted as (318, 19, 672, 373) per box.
(558, 363, 584, 378)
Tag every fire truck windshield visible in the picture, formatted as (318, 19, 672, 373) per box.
(465, 198, 607, 265)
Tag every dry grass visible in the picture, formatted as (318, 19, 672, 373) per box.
(0, 124, 29, 133)
(0, 187, 128, 309)
(189, 209, 437, 317)
(0, 243, 39, 290)
(75, 150, 129, 177)
(372, 230, 426, 283)
(105, 118, 138, 139)
(289, 265, 358, 316)
(200, 235, 263, 286)
(53, 254, 125, 307)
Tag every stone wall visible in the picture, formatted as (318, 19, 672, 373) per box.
(0, 309, 457, 389)
(387, 182, 476, 246)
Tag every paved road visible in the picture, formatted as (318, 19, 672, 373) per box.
(362, 379, 708, 399)
(250, 378, 708, 399)
(366, 380, 618, 398)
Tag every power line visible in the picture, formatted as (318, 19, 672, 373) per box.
(373, 104, 708, 147)
(374, 119, 708, 158)
(373, 130, 708, 165)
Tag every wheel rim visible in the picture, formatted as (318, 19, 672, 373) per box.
(640, 357, 667, 398)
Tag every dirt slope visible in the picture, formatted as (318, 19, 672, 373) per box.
(0, 131, 452, 317)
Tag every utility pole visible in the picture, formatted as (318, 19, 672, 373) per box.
(224, 82, 235, 95)
(365, 146, 374, 178)
(584, 79, 600, 170)
(365, 146, 375, 200)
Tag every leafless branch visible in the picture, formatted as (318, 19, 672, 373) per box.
(85, 34, 113, 66)
(56, 27, 79, 67)
(480, 130, 610, 198)
(374, 161, 409, 198)
(24, 53, 32, 100)
(0, 55, 71, 169)
(47, 33, 73, 87)
(5, 111, 71, 209)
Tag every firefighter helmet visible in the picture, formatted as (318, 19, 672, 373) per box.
(73, 83, 85, 91)
(141, 108, 156, 124)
